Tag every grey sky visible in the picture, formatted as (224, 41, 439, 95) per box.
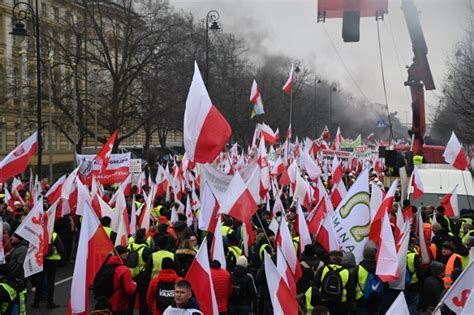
(172, 0, 471, 124)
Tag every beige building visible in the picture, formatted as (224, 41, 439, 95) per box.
(0, 0, 182, 179)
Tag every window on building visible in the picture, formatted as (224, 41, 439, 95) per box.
(41, 3, 47, 17)
(14, 124, 21, 145)
(51, 130, 57, 151)
(53, 7, 59, 20)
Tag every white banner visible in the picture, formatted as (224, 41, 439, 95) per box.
(331, 168, 370, 263)
(76, 153, 130, 185)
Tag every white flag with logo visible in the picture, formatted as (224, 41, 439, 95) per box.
(436, 261, 474, 314)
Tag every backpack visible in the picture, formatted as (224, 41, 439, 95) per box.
(320, 265, 343, 302)
(155, 280, 176, 311)
(127, 244, 146, 269)
(93, 259, 117, 299)
(362, 272, 383, 300)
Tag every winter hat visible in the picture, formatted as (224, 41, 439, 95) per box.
(114, 245, 129, 255)
(302, 244, 316, 257)
(2, 222, 10, 234)
(236, 256, 248, 268)
(430, 261, 445, 278)
(431, 222, 442, 234)
(442, 241, 455, 251)
(466, 231, 474, 247)
(363, 240, 377, 261)
(342, 252, 356, 269)
(162, 257, 175, 270)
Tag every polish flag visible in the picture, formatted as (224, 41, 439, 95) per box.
(219, 171, 258, 229)
(321, 125, 331, 142)
(138, 187, 154, 232)
(330, 179, 347, 209)
(300, 149, 322, 181)
(129, 195, 137, 235)
(257, 136, 271, 199)
(4, 187, 17, 212)
(95, 194, 114, 220)
(11, 177, 26, 205)
(293, 171, 313, 210)
(369, 180, 398, 245)
(68, 198, 113, 314)
(0, 132, 37, 183)
(250, 79, 265, 116)
(185, 197, 194, 227)
(443, 132, 469, 170)
(198, 181, 220, 233)
(276, 246, 297, 296)
(122, 173, 133, 197)
(260, 123, 277, 145)
(376, 211, 400, 282)
(155, 165, 169, 197)
(332, 127, 343, 151)
(315, 199, 339, 253)
(295, 202, 312, 257)
(94, 129, 118, 172)
(282, 63, 295, 94)
(307, 193, 333, 235)
(264, 253, 298, 315)
(275, 128, 280, 141)
(312, 177, 327, 206)
(277, 215, 302, 280)
(211, 216, 227, 269)
(183, 62, 231, 163)
(271, 156, 284, 176)
(46, 175, 67, 204)
(331, 155, 343, 184)
(185, 238, 219, 315)
(440, 185, 459, 217)
(409, 167, 424, 200)
(286, 124, 292, 140)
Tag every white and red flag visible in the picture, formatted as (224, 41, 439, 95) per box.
(440, 185, 459, 217)
(443, 132, 469, 170)
(264, 253, 299, 315)
(332, 127, 343, 151)
(198, 181, 220, 233)
(45, 174, 67, 204)
(257, 136, 271, 199)
(211, 216, 227, 269)
(295, 202, 312, 256)
(250, 79, 265, 118)
(331, 155, 343, 184)
(271, 155, 284, 176)
(260, 123, 277, 145)
(321, 125, 331, 142)
(68, 197, 113, 315)
(375, 210, 400, 282)
(183, 62, 231, 163)
(185, 238, 219, 315)
(293, 171, 313, 210)
(435, 261, 474, 314)
(0, 132, 37, 183)
(94, 129, 118, 172)
(370, 180, 398, 245)
(409, 166, 424, 200)
(282, 63, 295, 95)
(300, 149, 322, 181)
(277, 215, 302, 280)
(330, 179, 347, 209)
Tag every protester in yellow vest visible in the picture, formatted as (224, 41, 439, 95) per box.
(145, 235, 174, 281)
(101, 216, 117, 244)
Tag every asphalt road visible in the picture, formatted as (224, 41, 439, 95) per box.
(26, 262, 74, 315)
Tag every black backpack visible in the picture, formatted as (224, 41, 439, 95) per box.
(127, 244, 146, 269)
(155, 280, 176, 311)
(93, 259, 117, 299)
(320, 265, 343, 302)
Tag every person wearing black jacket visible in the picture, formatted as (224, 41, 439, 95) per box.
(297, 244, 323, 294)
(229, 256, 257, 315)
(421, 261, 446, 313)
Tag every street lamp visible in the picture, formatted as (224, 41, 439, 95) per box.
(205, 10, 220, 88)
(329, 83, 337, 133)
(289, 60, 300, 131)
(10, 1, 43, 180)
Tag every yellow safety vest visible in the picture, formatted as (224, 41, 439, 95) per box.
(413, 155, 423, 165)
(407, 251, 419, 284)
(0, 284, 25, 315)
(293, 236, 300, 255)
(104, 226, 112, 239)
(221, 226, 234, 237)
(355, 265, 370, 300)
(228, 246, 242, 261)
(45, 232, 61, 261)
(259, 244, 271, 261)
(151, 250, 174, 279)
(319, 264, 349, 302)
(304, 287, 313, 314)
(152, 205, 164, 220)
(128, 242, 148, 278)
(458, 219, 473, 238)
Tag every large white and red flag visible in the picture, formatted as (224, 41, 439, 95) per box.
(211, 216, 227, 269)
(440, 185, 459, 217)
(68, 197, 113, 315)
(443, 131, 469, 170)
(300, 149, 322, 181)
(257, 136, 271, 199)
(94, 129, 118, 172)
(293, 171, 313, 210)
(260, 123, 277, 145)
(250, 79, 265, 118)
(282, 63, 295, 95)
(330, 179, 347, 209)
(219, 171, 258, 230)
(369, 179, 398, 245)
(375, 210, 400, 282)
(409, 166, 424, 200)
(0, 132, 37, 183)
(264, 252, 299, 314)
(332, 127, 343, 151)
(295, 202, 312, 256)
(331, 155, 343, 184)
(45, 174, 67, 204)
(198, 181, 220, 233)
(435, 261, 474, 314)
(183, 62, 231, 163)
(277, 215, 302, 280)
(185, 238, 219, 315)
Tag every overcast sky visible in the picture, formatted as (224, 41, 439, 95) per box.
(171, 0, 471, 123)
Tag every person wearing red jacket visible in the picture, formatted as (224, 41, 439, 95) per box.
(210, 260, 232, 315)
(107, 246, 137, 315)
(146, 258, 183, 315)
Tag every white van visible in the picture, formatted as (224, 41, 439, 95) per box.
(407, 164, 474, 211)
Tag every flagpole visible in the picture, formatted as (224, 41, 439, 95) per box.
(289, 86, 293, 137)
(461, 172, 472, 209)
